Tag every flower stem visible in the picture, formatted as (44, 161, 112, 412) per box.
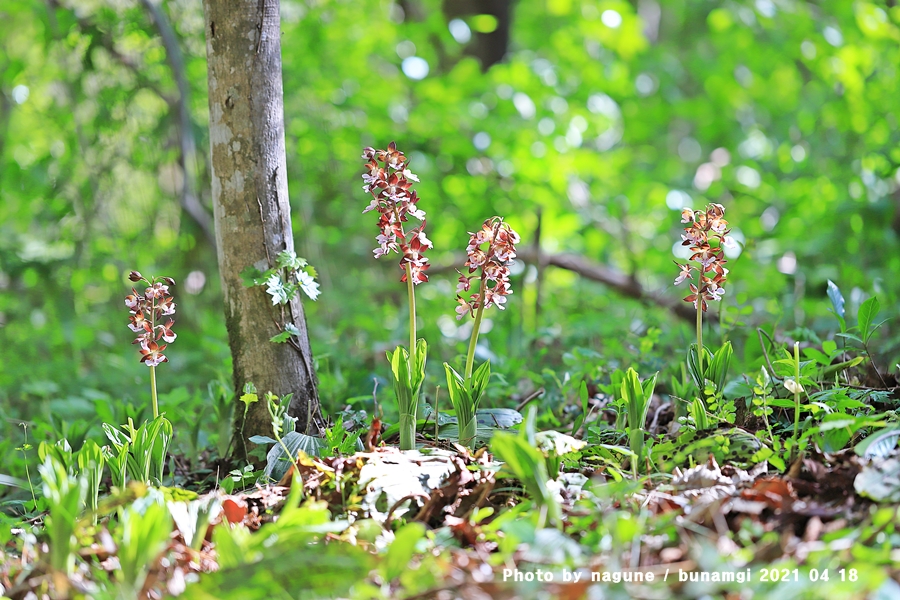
(399, 413, 416, 451)
(149, 285, 159, 419)
(791, 341, 800, 458)
(695, 294, 704, 382)
(465, 278, 487, 381)
(401, 261, 419, 451)
(150, 365, 159, 419)
(405, 262, 416, 351)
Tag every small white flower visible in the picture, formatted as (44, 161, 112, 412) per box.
(784, 378, 804, 395)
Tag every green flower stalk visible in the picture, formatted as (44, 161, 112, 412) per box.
(786, 341, 803, 459)
(125, 271, 177, 418)
(445, 217, 519, 447)
(361, 143, 430, 450)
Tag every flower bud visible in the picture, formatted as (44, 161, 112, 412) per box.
(128, 270, 143, 282)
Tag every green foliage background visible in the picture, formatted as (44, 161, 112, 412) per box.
(2, 0, 899, 465)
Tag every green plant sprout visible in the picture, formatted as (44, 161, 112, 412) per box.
(785, 341, 804, 459)
(360, 142, 431, 450)
(116, 500, 172, 598)
(490, 406, 562, 528)
(102, 416, 172, 486)
(16, 423, 38, 511)
(751, 367, 779, 462)
(237, 383, 260, 460)
(76, 440, 105, 523)
(445, 217, 520, 447)
(620, 368, 658, 476)
(125, 271, 177, 419)
(836, 294, 888, 387)
(266, 390, 301, 474)
(36, 438, 104, 519)
(38, 457, 87, 578)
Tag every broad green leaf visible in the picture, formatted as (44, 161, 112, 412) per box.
(490, 425, 561, 526)
(835, 333, 864, 345)
(38, 458, 87, 574)
(855, 458, 900, 503)
(816, 414, 857, 431)
(820, 356, 865, 378)
(686, 344, 712, 390)
(412, 339, 428, 390)
(248, 435, 277, 445)
(855, 426, 900, 459)
(264, 432, 327, 481)
(270, 331, 293, 343)
(475, 408, 523, 428)
(470, 359, 492, 403)
(858, 296, 881, 343)
(767, 455, 786, 472)
(622, 368, 647, 429)
(690, 397, 710, 429)
(708, 341, 733, 392)
(382, 522, 425, 582)
(240, 266, 263, 288)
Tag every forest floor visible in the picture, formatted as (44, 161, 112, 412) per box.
(3, 402, 900, 600)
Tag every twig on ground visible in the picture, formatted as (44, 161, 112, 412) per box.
(515, 387, 545, 412)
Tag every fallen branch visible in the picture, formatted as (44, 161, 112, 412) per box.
(435, 248, 703, 323)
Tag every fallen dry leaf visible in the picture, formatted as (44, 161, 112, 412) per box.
(740, 477, 796, 510)
(222, 496, 248, 524)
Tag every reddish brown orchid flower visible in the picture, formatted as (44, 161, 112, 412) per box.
(360, 142, 431, 286)
(456, 217, 519, 320)
(674, 203, 731, 311)
(125, 273, 176, 366)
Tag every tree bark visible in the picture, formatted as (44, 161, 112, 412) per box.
(202, 0, 324, 456)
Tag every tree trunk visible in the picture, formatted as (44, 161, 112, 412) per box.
(202, 0, 324, 457)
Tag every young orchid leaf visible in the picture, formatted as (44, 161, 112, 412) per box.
(389, 341, 427, 450)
